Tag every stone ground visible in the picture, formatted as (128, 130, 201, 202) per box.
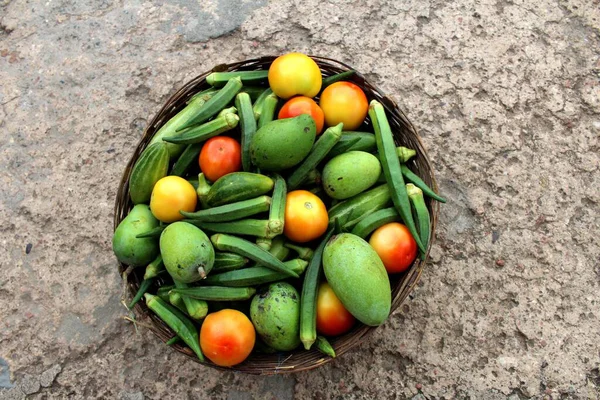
(0, 0, 599, 399)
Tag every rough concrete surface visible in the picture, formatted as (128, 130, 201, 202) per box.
(0, 0, 599, 399)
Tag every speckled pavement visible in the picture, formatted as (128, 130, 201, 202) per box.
(1, 0, 599, 399)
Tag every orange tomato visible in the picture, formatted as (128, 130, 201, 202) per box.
(268, 53, 322, 99)
(149, 176, 197, 223)
(283, 190, 328, 243)
(200, 309, 256, 367)
(199, 136, 242, 182)
(278, 96, 325, 134)
(319, 82, 368, 130)
(369, 222, 417, 274)
(316, 282, 355, 336)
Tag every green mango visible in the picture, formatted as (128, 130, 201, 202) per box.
(322, 151, 381, 200)
(250, 114, 316, 171)
(112, 204, 160, 267)
(250, 282, 301, 351)
(160, 222, 215, 283)
(323, 233, 391, 326)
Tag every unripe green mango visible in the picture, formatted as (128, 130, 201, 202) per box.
(250, 282, 301, 351)
(322, 151, 381, 200)
(160, 222, 215, 283)
(323, 233, 391, 326)
(250, 114, 316, 171)
(112, 204, 160, 267)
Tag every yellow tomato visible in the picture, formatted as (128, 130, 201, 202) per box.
(268, 53, 322, 99)
(150, 176, 197, 223)
(283, 190, 329, 243)
(319, 82, 369, 131)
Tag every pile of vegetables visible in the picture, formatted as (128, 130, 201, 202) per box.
(113, 53, 445, 367)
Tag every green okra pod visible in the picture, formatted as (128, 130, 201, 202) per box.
(267, 174, 286, 237)
(241, 86, 269, 102)
(256, 237, 272, 251)
(327, 184, 392, 229)
(168, 290, 188, 314)
(203, 258, 308, 287)
(174, 280, 208, 321)
(144, 293, 204, 361)
(253, 87, 274, 120)
(268, 235, 290, 261)
(143, 254, 164, 280)
(407, 183, 431, 258)
(136, 226, 165, 239)
(196, 173, 212, 209)
(163, 112, 239, 145)
(170, 142, 203, 176)
(211, 234, 299, 278)
(401, 164, 446, 203)
(156, 285, 175, 302)
(128, 278, 155, 309)
(286, 123, 343, 191)
(299, 228, 334, 350)
(398, 147, 417, 163)
(170, 286, 256, 301)
(192, 219, 277, 238)
(186, 88, 217, 105)
(180, 195, 271, 222)
(350, 207, 401, 239)
(324, 136, 362, 161)
(284, 242, 314, 261)
(374, 146, 418, 165)
(321, 70, 356, 91)
(257, 93, 279, 128)
(315, 336, 336, 358)
(165, 336, 181, 346)
(235, 92, 257, 172)
(206, 70, 269, 87)
(369, 100, 425, 253)
(178, 77, 243, 131)
(149, 95, 208, 159)
(326, 131, 376, 160)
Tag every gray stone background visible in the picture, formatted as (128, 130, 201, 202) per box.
(1, 0, 599, 399)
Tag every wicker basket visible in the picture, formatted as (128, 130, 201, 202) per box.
(114, 55, 440, 375)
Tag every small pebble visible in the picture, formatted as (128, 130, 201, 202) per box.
(491, 230, 500, 244)
(40, 364, 61, 388)
(25, 243, 32, 254)
(119, 391, 145, 400)
(496, 259, 505, 267)
(19, 374, 40, 395)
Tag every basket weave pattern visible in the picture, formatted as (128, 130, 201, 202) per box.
(114, 56, 439, 374)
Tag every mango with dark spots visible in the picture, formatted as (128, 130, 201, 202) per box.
(160, 222, 214, 283)
(249, 282, 301, 351)
(250, 114, 316, 171)
(322, 151, 381, 200)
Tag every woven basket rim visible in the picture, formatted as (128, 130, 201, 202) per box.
(114, 55, 440, 375)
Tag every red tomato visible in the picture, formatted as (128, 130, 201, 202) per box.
(319, 82, 368, 131)
(278, 96, 325, 134)
(199, 136, 242, 182)
(369, 222, 417, 274)
(283, 190, 329, 243)
(200, 309, 255, 367)
(316, 282, 355, 336)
